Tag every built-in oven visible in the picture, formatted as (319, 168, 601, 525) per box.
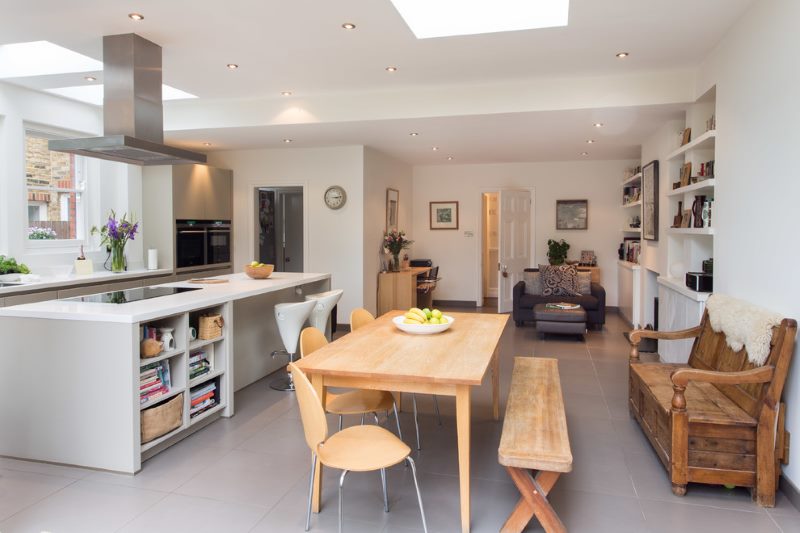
(176, 220, 231, 270)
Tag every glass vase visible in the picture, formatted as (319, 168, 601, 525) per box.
(391, 253, 401, 272)
(111, 241, 126, 273)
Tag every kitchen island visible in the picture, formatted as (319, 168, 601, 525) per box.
(0, 272, 330, 473)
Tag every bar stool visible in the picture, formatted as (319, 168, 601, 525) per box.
(305, 289, 344, 340)
(271, 299, 317, 391)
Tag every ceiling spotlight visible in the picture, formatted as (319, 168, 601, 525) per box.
(409, 132, 419, 136)
(447, 156, 453, 161)
(580, 151, 589, 156)
(280, 91, 292, 96)
(342, 23, 356, 30)
(593, 123, 604, 128)
(616, 52, 629, 58)
(385, 66, 398, 72)
(283, 138, 293, 143)
(84, 76, 96, 82)
(432, 146, 439, 151)
(586, 139, 596, 144)
(203, 142, 212, 146)
(226, 63, 239, 70)
(128, 13, 144, 21)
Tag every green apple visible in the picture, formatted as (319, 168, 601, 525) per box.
(431, 309, 443, 319)
(250, 261, 259, 267)
(429, 317, 440, 324)
(423, 308, 432, 319)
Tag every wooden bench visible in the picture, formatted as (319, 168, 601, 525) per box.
(629, 310, 797, 506)
(498, 357, 572, 533)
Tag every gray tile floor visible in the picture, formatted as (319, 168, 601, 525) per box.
(1, 310, 799, 532)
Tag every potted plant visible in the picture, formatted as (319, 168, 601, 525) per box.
(547, 239, 570, 265)
(92, 211, 139, 273)
(383, 230, 413, 272)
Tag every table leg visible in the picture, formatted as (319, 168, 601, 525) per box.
(311, 374, 325, 513)
(456, 385, 471, 533)
(491, 345, 500, 420)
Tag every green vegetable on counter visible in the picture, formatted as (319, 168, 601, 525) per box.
(0, 255, 31, 275)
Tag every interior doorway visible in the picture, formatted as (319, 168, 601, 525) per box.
(481, 193, 499, 300)
(256, 187, 304, 272)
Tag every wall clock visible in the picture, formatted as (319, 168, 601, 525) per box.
(324, 185, 347, 210)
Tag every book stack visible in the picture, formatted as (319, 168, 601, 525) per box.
(189, 350, 211, 381)
(190, 381, 217, 418)
(140, 360, 172, 405)
(545, 302, 581, 310)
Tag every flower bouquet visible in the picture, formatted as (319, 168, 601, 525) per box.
(92, 211, 139, 272)
(383, 229, 413, 272)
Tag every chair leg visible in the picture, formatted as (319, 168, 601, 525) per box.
(361, 413, 365, 425)
(380, 468, 389, 512)
(433, 395, 442, 427)
(338, 469, 349, 533)
(406, 457, 428, 533)
(338, 414, 343, 432)
(392, 401, 403, 440)
(373, 412, 380, 425)
(412, 394, 421, 451)
(305, 453, 317, 532)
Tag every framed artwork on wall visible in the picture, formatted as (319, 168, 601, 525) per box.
(556, 199, 588, 230)
(429, 201, 459, 230)
(386, 188, 399, 232)
(642, 159, 659, 241)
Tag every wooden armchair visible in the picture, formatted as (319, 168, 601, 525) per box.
(628, 310, 796, 506)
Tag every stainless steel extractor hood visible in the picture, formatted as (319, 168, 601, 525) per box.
(49, 34, 206, 166)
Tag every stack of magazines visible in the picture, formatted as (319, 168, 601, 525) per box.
(190, 381, 217, 418)
(189, 350, 211, 381)
(140, 360, 171, 405)
(545, 302, 581, 310)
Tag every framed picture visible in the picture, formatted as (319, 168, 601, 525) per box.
(680, 210, 691, 228)
(386, 188, 399, 232)
(556, 199, 588, 230)
(679, 162, 692, 188)
(429, 201, 459, 230)
(681, 127, 692, 146)
(642, 159, 659, 241)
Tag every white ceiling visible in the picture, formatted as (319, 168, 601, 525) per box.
(0, 0, 754, 163)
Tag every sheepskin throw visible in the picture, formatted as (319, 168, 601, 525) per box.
(705, 294, 782, 366)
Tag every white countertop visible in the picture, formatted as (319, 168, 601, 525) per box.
(0, 272, 331, 323)
(0, 267, 173, 296)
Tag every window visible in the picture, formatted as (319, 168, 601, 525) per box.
(25, 130, 86, 241)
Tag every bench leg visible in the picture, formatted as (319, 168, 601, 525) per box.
(502, 467, 565, 533)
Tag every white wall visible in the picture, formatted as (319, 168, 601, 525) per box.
(411, 160, 636, 306)
(363, 148, 413, 315)
(208, 146, 366, 322)
(693, 0, 800, 487)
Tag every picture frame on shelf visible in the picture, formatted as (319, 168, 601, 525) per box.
(680, 210, 692, 228)
(642, 160, 659, 241)
(556, 199, 588, 230)
(679, 162, 692, 188)
(429, 201, 459, 230)
(385, 188, 399, 232)
(681, 127, 692, 146)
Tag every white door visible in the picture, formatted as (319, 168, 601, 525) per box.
(498, 190, 532, 313)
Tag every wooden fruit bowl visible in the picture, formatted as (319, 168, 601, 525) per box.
(244, 264, 274, 279)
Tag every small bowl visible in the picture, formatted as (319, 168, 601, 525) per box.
(392, 315, 455, 335)
(244, 264, 275, 279)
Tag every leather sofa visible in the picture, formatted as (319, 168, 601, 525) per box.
(513, 268, 606, 329)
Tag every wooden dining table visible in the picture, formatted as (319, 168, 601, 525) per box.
(293, 310, 508, 533)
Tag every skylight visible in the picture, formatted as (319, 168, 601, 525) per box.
(0, 41, 102, 78)
(45, 85, 197, 106)
(389, 0, 569, 39)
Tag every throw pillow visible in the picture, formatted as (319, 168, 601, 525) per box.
(539, 264, 580, 297)
(577, 271, 591, 295)
(523, 271, 542, 295)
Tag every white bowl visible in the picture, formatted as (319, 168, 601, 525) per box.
(392, 315, 455, 335)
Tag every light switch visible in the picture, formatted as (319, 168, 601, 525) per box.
(464, 230, 474, 238)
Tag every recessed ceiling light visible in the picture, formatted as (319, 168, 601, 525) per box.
(226, 63, 239, 70)
(593, 122, 604, 128)
(203, 142, 212, 146)
(586, 139, 595, 144)
(84, 76, 96, 82)
(447, 156, 453, 161)
(580, 152, 589, 156)
(432, 146, 439, 151)
(389, 0, 569, 39)
(283, 138, 293, 143)
(409, 132, 419, 136)
(385, 66, 398, 72)
(128, 13, 144, 21)
(342, 23, 356, 30)
(616, 52, 629, 58)
(280, 91, 292, 96)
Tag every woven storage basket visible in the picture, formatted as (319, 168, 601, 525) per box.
(141, 393, 183, 444)
(199, 314, 224, 340)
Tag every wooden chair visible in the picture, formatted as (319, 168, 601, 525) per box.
(629, 310, 797, 506)
(498, 357, 572, 533)
(349, 308, 442, 450)
(288, 362, 428, 533)
(300, 327, 402, 436)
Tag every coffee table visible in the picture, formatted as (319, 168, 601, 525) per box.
(533, 304, 587, 337)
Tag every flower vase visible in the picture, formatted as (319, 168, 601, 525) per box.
(391, 253, 401, 272)
(111, 241, 126, 273)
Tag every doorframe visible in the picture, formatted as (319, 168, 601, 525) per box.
(475, 187, 536, 310)
(249, 180, 309, 273)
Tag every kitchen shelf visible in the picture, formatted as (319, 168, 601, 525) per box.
(667, 130, 716, 160)
(140, 387, 185, 411)
(667, 179, 716, 197)
(140, 423, 188, 453)
(189, 368, 225, 389)
(622, 173, 642, 186)
(668, 227, 715, 236)
(189, 335, 225, 351)
(657, 276, 711, 302)
(617, 260, 641, 271)
(622, 228, 642, 233)
(622, 200, 642, 208)
(139, 347, 184, 367)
